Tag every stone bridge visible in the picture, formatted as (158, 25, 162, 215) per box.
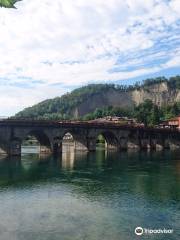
(0, 119, 180, 156)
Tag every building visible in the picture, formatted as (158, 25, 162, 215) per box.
(162, 116, 180, 129)
(90, 116, 137, 125)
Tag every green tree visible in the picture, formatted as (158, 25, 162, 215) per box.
(149, 105, 160, 126)
(0, 0, 20, 8)
(134, 100, 154, 126)
(161, 102, 180, 120)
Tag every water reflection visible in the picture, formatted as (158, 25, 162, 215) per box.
(62, 151, 75, 170)
(0, 148, 180, 201)
(0, 148, 180, 240)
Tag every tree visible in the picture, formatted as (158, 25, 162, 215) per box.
(0, 0, 20, 8)
(134, 100, 154, 126)
(149, 105, 160, 126)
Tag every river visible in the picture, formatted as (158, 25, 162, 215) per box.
(0, 146, 179, 240)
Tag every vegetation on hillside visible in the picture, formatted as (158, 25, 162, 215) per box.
(15, 76, 180, 125)
(16, 84, 119, 120)
(82, 100, 180, 126)
(134, 100, 180, 126)
(143, 76, 180, 90)
(82, 106, 133, 121)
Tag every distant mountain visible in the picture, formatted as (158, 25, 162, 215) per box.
(15, 76, 180, 121)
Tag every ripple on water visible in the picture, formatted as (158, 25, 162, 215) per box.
(0, 150, 179, 240)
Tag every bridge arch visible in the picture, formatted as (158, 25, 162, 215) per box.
(119, 136, 128, 150)
(0, 141, 9, 155)
(95, 131, 119, 150)
(167, 138, 180, 150)
(127, 137, 140, 150)
(0, 136, 22, 156)
(150, 138, 164, 150)
(60, 130, 89, 152)
(21, 130, 52, 154)
(62, 132, 74, 151)
(53, 136, 62, 155)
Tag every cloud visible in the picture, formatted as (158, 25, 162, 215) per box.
(0, 0, 179, 115)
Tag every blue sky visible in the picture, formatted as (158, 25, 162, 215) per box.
(0, 0, 179, 116)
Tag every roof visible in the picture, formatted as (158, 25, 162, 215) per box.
(167, 116, 180, 121)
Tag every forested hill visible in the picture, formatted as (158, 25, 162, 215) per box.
(15, 76, 180, 122)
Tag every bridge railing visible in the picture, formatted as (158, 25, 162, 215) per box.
(0, 118, 179, 133)
(0, 116, 9, 120)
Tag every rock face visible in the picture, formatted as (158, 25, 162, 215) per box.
(15, 80, 180, 119)
(131, 82, 179, 106)
(73, 89, 134, 117)
(73, 82, 180, 117)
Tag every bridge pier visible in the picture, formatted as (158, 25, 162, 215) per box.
(169, 140, 180, 150)
(155, 144, 164, 150)
(106, 143, 119, 150)
(0, 143, 8, 155)
(127, 138, 140, 150)
(52, 137, 62, 155)
(140, 138, 151, 150)
(119, 137, 128, 151)
(74, 140, 88, 151)
(9, 139, 21, 156)
(164, 139, 170, 149)
(87, 138, 96, 151)
(40, 145, 52, 154)
(74, 137, 99, 151)
(149, 138, 156, 150)
(0, 148, 7, 155)
(88, 136, 119, 151)
(150, 139, 163, 150)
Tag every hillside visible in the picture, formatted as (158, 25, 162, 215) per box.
(15, 76, 180, 121)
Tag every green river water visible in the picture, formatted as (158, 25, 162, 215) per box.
(0, 147, 179, 240)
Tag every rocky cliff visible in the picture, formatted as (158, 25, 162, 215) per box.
(73, 82, 180, 117)
(132, 82, 180, 106)
(15, 76, 180, 119)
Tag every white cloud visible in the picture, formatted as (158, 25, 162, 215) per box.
(163, 55, 180, 68)
(0, 0, 179, 115)
(170, 0, 180, 15)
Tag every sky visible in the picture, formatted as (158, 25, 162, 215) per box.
(0, 0, 180, 116)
